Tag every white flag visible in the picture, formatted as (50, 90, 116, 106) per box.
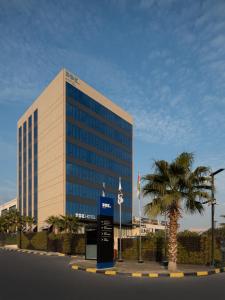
(102, 182, 106, 197)
(117, 176, 124, 205)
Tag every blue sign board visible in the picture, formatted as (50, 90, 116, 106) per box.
(97, 197, 114, 269)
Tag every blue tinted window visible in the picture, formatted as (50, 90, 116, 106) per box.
(66, 103, 131, 148)
(34, 110, 38, 124)
(28, 115, 32, 127)
(23, 122, 27, 216)
(18, 127, 22, 212)
(66, 82, 132, 132)
(66, 182, 131, 211)
(66, 83, 132, 225)
(66, 162, 132, 193)
(33, 109, 38, 222)
(66, 143, 131, 177)
(28, 115, 32, 217)
(66, 122, 131, 162)
(66, 200, 97, 219)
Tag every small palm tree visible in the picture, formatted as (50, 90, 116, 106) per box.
(143, 152, 211, 271)
(60, 215, 79, 233)
(0, 209, 28, 233)
(25, 216, 35, 232)
(70, 215, 80, 233)
(46, 216, 61, 234)
(0, 215, 7, 233)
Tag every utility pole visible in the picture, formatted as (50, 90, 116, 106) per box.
(211, 174, 215, 267)
(210, 168, 224, 266)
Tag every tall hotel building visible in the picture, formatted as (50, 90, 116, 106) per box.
(17, 69, 133, 229)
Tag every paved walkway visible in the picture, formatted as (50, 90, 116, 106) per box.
(70, 256, 216, 273)
(1, 245, 65, 257)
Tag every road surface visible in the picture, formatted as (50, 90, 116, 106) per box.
(0, 249, 224, 300)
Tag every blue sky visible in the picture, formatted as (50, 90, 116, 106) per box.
(1, 0, 225, 230)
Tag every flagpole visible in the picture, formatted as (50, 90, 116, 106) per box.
(119, 202, 123, 261)
(138, 172, 143, 263)
(118, 176, 123, 262)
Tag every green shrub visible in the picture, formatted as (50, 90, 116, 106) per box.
(71, 234, 85, 254)
(62, 233, 72, 255)
(48, 232, 58, 252)
(5, 234, 17, 245)
(31, 232, 48, 251)
(17, 232, 21, 248)
(120, 232, 223, 265)
(20, 233, 30, 249)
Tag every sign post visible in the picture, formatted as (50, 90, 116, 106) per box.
(97, 196, 114, 269)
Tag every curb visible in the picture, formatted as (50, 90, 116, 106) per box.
(1, 247, 224, 278)
(0, 246, 66, 257)
(71, 264, 225, 278)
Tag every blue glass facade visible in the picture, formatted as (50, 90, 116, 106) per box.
(66, 82, 132, 225)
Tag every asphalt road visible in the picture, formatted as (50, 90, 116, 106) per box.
(0, 249, 225, 300)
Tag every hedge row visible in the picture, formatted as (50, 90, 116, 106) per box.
(17, 232, 85, 255)
(120, 234, 223, 265)
(119, 236, 165, 262)
(0, 233, 17, 246)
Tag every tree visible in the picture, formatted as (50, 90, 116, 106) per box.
(60, 215, 80, 233)
(46, 216, 61, 234)
(25, 216, 35, 232)
(0, 215, 7, 233)
(0, 209, 33, 233)
(46, 215, 80, 234)
(142, 152, 211, 271)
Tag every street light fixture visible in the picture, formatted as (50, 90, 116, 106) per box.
(210, 168, 224, 266)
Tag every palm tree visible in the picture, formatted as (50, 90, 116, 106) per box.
(2, 209, 27, 233)
(70, 215, 80, 233)
(60, 215, 79, 233)
(0, 209, 29, 233)
(0, 215, 7, 233)
(25, 216, 35, 232)
(142, 152, 211, 271)
(46, 216, 61, 234)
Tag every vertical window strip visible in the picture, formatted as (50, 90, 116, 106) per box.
(33, 110, 38, 222)
(28, 115, 32, 217)
(23, 122, 27, 216)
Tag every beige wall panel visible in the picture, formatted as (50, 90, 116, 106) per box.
(17, 70, 66, 229)
(39, 183, 64, 203)
(37, 71, 65, 228)
(38, 197, 64, 227)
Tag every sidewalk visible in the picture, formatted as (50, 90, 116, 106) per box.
(0, 245, 65, 257)
(70, 257, 225, 277)
(4, 244, 18, 250)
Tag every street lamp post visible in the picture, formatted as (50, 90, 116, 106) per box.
(210, 168, 224, 267)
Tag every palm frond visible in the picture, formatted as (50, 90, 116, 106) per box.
(175, 152, 194, 170)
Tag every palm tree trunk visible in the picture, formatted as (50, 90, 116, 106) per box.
(168, 210, 179, 272)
